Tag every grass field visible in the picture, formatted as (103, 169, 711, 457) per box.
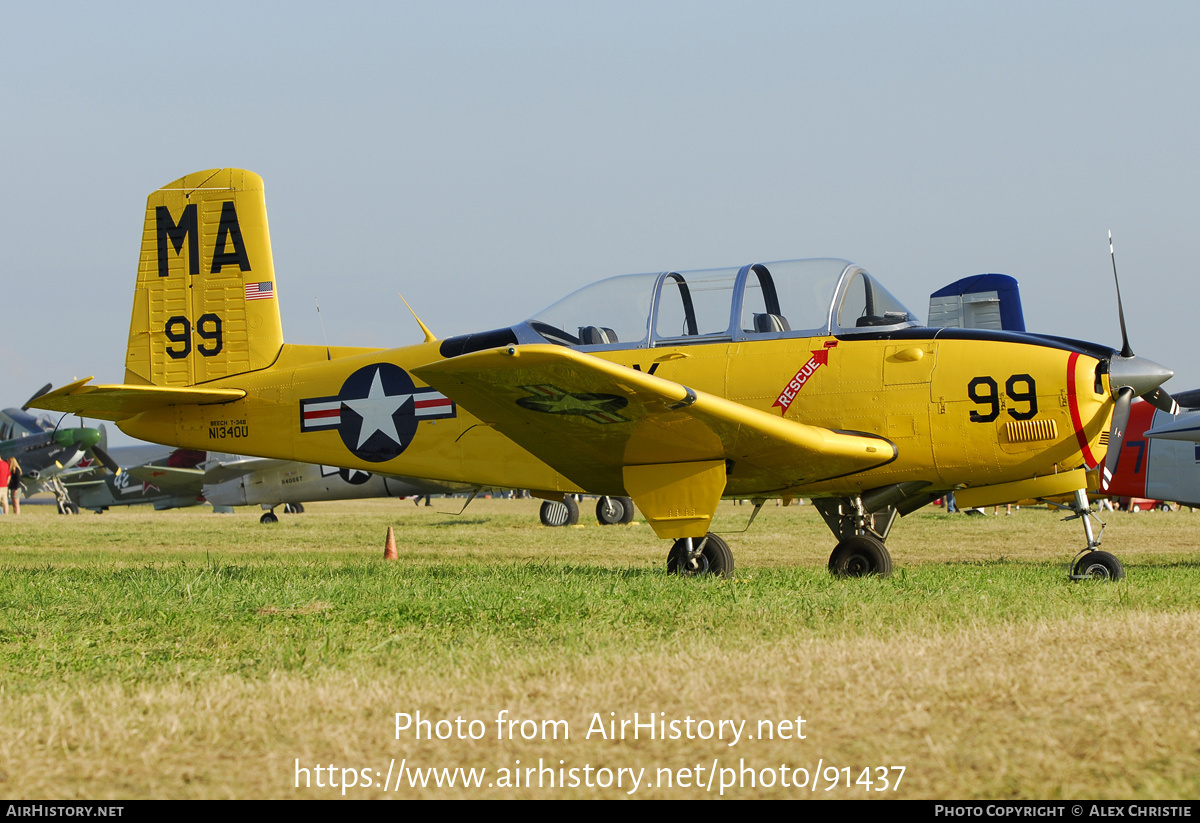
(1, 497, 1197, 799)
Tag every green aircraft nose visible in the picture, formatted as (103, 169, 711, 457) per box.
(56, 427, 102, 450)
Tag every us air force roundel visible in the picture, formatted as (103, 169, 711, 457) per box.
(320, 465, 373, 485)
(299, 364, 456, 462)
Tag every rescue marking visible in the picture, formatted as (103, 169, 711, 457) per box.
(773, 347, 834, 413)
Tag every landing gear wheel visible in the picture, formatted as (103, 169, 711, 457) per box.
(284, 503, 305, 514)
(260, 511, 279, 524)
(539, 497, 579, 527)
(1072, 550, 1125, 581)
(617, 497, 634, 524)
(828, 536, 893, 578)
(595, 496, 635, 525)
(667, 533, 734, 578)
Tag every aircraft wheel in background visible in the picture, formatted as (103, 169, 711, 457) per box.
(828, 535, 893, 578)
(284, 503, 305, 514)
(667, 533, 733, 578)
(260, 511, 279, 524)
(539, 497, 579, 527)
(1072, 550, 1125, 581)
(595, 496, 635, 525)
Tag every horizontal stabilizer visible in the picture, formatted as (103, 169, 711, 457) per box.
(32, 378, 245, 422)
(201, 457, 296, 484)
(126, 464, 206, 494)
(1145, 410, 1200, 442)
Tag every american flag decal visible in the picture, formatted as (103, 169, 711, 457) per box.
(245, 281, 275, 301)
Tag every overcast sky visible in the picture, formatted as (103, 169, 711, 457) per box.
(3, 1, 1197, 441)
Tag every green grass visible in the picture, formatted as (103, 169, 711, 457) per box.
(1, 499, 1197, 798)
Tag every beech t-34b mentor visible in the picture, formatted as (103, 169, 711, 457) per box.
(35, 169, 1178, 580)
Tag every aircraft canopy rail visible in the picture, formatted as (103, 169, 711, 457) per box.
(521, 258, 919, 350)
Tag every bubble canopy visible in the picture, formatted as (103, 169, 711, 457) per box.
(520, 258, 918, 350)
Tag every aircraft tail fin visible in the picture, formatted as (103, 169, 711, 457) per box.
(125, 169, 284, 387)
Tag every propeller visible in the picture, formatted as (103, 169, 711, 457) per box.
(21, 383, 53, 411)
(89, 424, 121, 475)
(90, 444, 122, 475)
(1101, 232, 1177, 491)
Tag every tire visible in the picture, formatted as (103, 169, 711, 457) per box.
(666, 533, 734, 578)
(595, 496, 635, 525)
(539, 497, 579, 527)
(1159, 502, 1172, 512)
(260, 512, 279, 524)
(828, 536, 893, 578)
(1131, 504, 1141, 513)
(284, 503, 305, 514)
(1072, 550, 1125, 581)
(617, 496, 635, 524)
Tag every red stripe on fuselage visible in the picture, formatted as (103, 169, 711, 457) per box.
(1066, 351, 1099, 469)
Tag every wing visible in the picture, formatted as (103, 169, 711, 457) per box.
(412, 344, 896, 495)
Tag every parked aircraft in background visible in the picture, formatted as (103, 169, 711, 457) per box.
(1, 385, 120, 510)
(63, 445, 468, 522)
(37, 169, 1178, 581)
(1102, 392, 1200, 509)
(200, 455, 467, 522)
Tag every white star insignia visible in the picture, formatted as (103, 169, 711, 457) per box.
(342, 368, 411, 449)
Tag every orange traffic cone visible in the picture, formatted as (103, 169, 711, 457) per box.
(384, 526, 397, 559)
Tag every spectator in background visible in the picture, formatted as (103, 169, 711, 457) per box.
(6, 457, 21, 515)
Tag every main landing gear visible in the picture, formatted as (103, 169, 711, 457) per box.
(812, 497, 902, 578)
(259, 502, 305, 524)
(596, 496, 635, 525)
(827, 535, 893, 577)
(539, 496, 636, 527)
(539, 497, 579, 527)
(666, 533, 733, 578)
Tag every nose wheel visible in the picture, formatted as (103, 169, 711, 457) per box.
(667, 533, 733, 578)
(1072, 550, 1125, 581)
(1049, 489, 1127, 582)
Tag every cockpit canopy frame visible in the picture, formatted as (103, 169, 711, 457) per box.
(520, 258, 919, 351)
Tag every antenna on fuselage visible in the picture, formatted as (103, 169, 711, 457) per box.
(315, 298, 331, 360)
(399, 293, 437, 344)
(1110, 231, 1133, 359)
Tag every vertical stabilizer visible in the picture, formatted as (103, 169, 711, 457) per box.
(125, 169, 284, 386)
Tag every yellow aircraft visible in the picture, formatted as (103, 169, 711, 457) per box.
(35, 169, 1177, 581)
